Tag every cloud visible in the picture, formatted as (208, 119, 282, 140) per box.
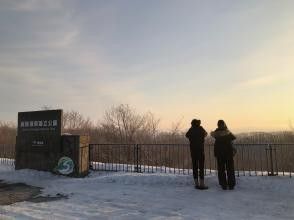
(0, 0, 64, 11)
(238, 75, 281, 88)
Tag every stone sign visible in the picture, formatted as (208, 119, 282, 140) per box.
(60, 135, 89, 177)
(15, 110, 63, 171)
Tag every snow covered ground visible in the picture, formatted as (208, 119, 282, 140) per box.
(0, 164, 294, 220)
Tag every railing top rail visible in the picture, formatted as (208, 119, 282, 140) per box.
(90, 143, 294, 146)
(89, 143, 136, 146)
(234, 143, 294, 146)
(138, 143, 190, 146)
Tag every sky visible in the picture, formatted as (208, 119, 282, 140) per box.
(0, 0, 294, 132)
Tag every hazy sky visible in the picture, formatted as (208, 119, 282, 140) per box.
(1, 0, 294, 132)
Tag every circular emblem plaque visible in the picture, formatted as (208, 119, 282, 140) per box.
(57, 156, 74, 175)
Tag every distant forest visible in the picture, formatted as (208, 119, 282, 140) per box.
(1, 104, 294, 145)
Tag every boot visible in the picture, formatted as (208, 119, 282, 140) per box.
(197, 179, 208, 190)
(194, 178, 199, 188)
(221, 185, 227, 190)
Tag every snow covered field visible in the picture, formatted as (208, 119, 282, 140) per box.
(0, 164, 294, 220)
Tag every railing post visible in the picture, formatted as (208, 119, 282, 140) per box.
(88, 144, 93, 170)
(134, 144, 141, 173)
(268, 144, 275, 176)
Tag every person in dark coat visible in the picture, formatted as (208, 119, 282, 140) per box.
(211, 120, 236, 190)
(185, 119, 208, 189)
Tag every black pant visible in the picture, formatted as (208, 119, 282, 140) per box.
(217, 157, 236, 187)
(190, 151, 205, 180)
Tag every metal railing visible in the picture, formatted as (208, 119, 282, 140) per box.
(0, 144, 15, 166)
(1, 143, 293, 177)
(89, 143, 294, 177)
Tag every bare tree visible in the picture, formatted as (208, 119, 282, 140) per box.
(62, 110, 93, 134)
(0, 121, 17, 145)
(102, 104, 161, 143)
(143, 111, 160, 142)
(103, 104, 143, 142)
(169, 117, 184, 142)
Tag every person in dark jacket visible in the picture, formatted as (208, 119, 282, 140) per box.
(186, 119, 208, 189)
(211, 120, 236, 190)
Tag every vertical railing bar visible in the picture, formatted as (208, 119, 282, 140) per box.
(187, 145, 190, 175)
(101, 145, 103, 171)
(111, 145, 114, 171)
(89, 144, 92, 170)
(274, 147, 278, 176)
(236, 144, 240, 177)
(164, 145, 167, 173)
(3, 144, 4, 164)
(122, 145, 125, 172)
(95, 145, 98, 170)
(178, 144, 180, 175)
(129, 144, 131, 172)
(269, 144, 274, 176)
(134, 144, 136, 173)
(254, 145, 257, 176)
(146, 145, 148, 173)
(105, 145, 108, 171)
(168, 145, 170, 173)
(138, 144, 141, 173)
(133, 144, 136, 173)
(168, 145, 171, 173)
(260, 145, 263, 176)
(160, 144, 162, 173)
(118, 145, 121, 171)
(127, 145, 130, 172)
(115, 145, 117, 172)
(89, 144, 97, 170)
(147, 145, 149, 173)
(282, 145, 285, 176)
(170, 145, 172, 173)
(242, 145, 245, 176)
(151, 145, 154, 173)
(266, 146, 269, 176)
(88, 144, 91, 170)
(104, 146, 109, 171)
(138, 145, 141, 173)
(125, 145, 127, 172)
(173, 145, 176, 174)
(144, 145, 146, 173)
(155, 145, 158, 173)
(149, 145, 151, 173)
(108, 145, 111, 171)
(182, 145, 185, 175)
(289, 145, 292, 178)
(114, 145, 117, 172)
(90, 144, 93, 170)
(204, 144, 206, 176)
(139, 144, 142, 173)
(209, 144, 212, 174)
(103, 145, 105, 171)
(248, 145, 251, 176)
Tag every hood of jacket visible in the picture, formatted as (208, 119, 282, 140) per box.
(211, 129, 232, 138)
